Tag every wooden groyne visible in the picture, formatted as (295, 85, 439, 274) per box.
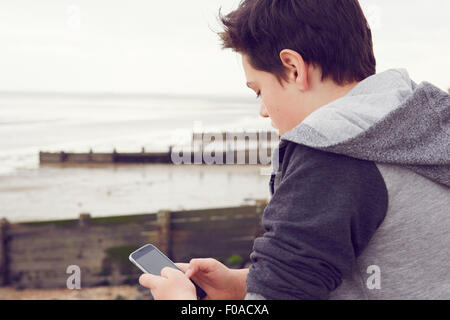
(39, 149, 275, 165)
(192, 130, 279, 147)
(39, 149, 172, 164)
(0, 200, 267, 289)
(39, 130, 280, 165)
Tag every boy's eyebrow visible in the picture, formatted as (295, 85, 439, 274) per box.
(246, 81, 255, 88)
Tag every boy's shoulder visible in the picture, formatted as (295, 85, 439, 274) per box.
(270, 140, 389, 224)
(277, 140, 384, 180)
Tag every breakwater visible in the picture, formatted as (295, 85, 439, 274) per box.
(39, 130, 280, 165)
(0, 200, 267, 289)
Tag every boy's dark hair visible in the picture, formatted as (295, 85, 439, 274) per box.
(218, 0, 376, 85)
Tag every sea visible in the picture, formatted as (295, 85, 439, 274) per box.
(0, 93, 275, 222)
(0, 92, 275, 174)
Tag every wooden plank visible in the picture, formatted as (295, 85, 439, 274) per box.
(171, 218, 261, 232)
(171, 212, 261, 224)
(172, 227, 258, 239)
(172, 205, 255, 217)
(171, 205, 257, 219)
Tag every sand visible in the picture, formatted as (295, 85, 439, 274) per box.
(0, 285, 147, 300)
(0, 163, 272, 223)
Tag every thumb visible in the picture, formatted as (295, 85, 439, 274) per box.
(187, 258, 213, 278)
(175, 263, 190, 273)
(139, 273, 163, 289)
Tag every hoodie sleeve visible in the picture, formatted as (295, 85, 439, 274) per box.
(245, 142, 388, 300)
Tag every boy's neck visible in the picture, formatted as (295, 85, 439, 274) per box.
(311, 79, 360, 111)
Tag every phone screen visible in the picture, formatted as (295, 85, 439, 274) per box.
(133, 246, 175, 275)
(131, 244, 207, 299)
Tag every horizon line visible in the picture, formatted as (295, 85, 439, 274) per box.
(0, 90, 255, 102)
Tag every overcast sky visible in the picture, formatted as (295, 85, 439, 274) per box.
(0, 0, 449, 97)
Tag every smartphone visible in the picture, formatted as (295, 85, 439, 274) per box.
(129, 243, 207, 300)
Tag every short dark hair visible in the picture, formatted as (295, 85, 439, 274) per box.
(218, 0, 376, 85)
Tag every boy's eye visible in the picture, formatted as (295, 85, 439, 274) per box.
(256, 91, 261, 99)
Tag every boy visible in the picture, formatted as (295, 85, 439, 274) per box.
(139, 0, 449, 299)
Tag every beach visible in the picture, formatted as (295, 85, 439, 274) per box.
(0, 285, 145, 300)
(0, 93, 274, 223)
(0, 93, 275, 299)
(0, 163, 271, 223)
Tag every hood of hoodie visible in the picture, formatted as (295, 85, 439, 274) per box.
(275, 68, 450, 187)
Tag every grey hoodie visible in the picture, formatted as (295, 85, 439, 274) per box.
(245, 69, 450, 300)
(282, 68, 449, 187)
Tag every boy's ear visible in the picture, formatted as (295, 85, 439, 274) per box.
(279, 49, 309, 91)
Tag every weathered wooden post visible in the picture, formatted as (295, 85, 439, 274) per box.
(79, 213, 91, 227)
(257, 132, 261, 164)
(112, 148, 117, 163)
(157, 210, 172, 259)
(245, 134, 249, 164)
(0, 218, 10, 286)
(255, 199, 267, 216)
(60, 151, 67, 162)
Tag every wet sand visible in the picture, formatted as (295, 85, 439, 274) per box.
(0, 163, 271, 223)
(0, 285, 144, 300)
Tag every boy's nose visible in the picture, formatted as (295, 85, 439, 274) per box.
(259, 103, 269, 118)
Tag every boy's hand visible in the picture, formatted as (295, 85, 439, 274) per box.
(176, 258, 249, 300)
(139, 267, 197, 300)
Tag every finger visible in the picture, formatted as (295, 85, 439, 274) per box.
(161, 266, 184, 279)
(175, 263, 190, 273)
(139, 273, 164, 289)
(185, 264, 198, 278)
(189, 258, 215, 273)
